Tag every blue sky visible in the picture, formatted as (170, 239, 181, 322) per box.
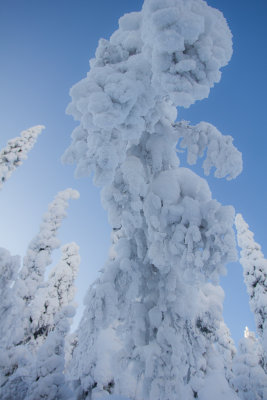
(0, 0, 266, 345)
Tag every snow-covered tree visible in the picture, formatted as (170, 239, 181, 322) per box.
(64, 0, 242, 399)
(0, 125, 44, 189)
(15, 188, 79, 307)
(235, 213, 267, 366)
(0, 189, 79, 399)
(233, 327, 267, 400)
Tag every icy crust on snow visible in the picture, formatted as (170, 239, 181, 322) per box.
(0, 125, 44, 189)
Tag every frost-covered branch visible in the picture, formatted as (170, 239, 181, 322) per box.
(0, 125, 44, 189)
(175, 121, 243, 180)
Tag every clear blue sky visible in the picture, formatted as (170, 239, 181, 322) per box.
(0, 0, 266, 345)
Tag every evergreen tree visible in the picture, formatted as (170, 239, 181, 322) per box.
(25, 244, 80, 399)
(233, 327, 267, 400)
(15, 188, 79, 309)
(0, 125, 44, 189)
(16, 188, 79, 347)
(64, 0, 242, 398)
(0, 189, 79, 399)
(235, 213, 267, 368)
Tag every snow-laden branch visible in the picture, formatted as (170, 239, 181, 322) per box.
(0, 125, 44, 189)
(175, 121, 243, 180)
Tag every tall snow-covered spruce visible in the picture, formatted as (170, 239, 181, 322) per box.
(16, 188, 79, 310)
(0, 125, 44, 189)
(235, 214, 267, 369)
(64, 0, 242, 399)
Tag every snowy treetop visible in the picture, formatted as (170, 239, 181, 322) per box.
(17, 188, 79, 302)
(141, 0, 233, 107)
(0, 125, 45, 189)
(63, 0, 240, 187)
